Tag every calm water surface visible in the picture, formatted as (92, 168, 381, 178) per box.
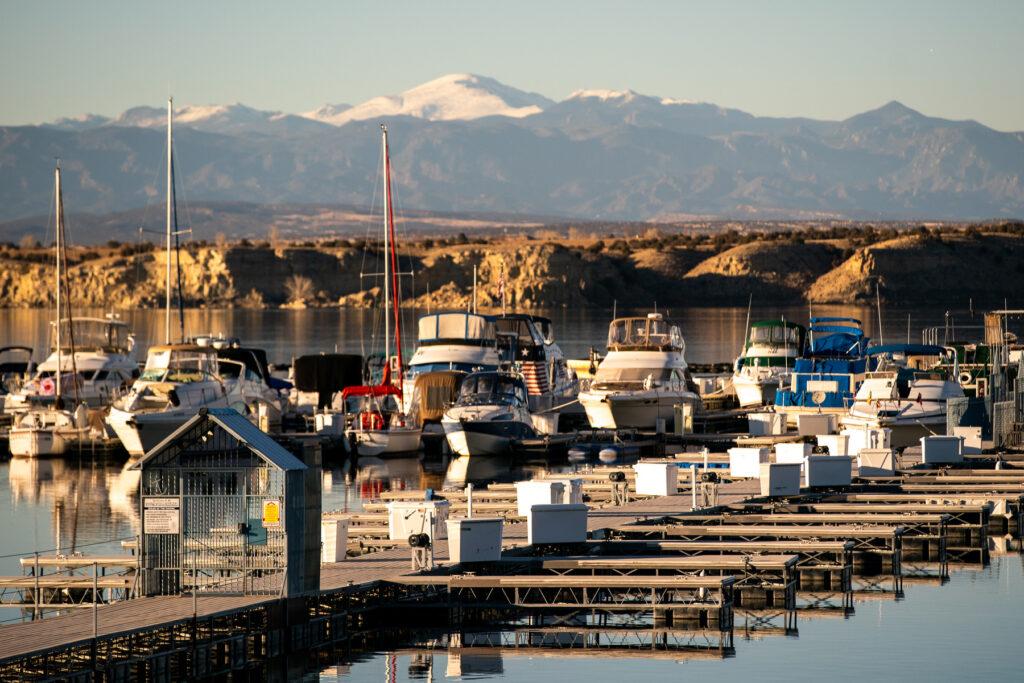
(0, 305, 1011, 679)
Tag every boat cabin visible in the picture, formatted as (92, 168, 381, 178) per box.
(455, 372, 528, 408)
(408, 312, 499, 375)
(495, 314, 549, 362)
(140, 345, 220, 384)
(607, 313, 683, 352)
(50, 317, 133, 354)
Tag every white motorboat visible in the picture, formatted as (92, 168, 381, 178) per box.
(578, 313, 700, 430)
(7, 317, 138, 413)
(731, 319, 805, 408)
(442, 371, 537, 457)
(841, 344, 965, 448)
(494, 313, 579, 433)
(106, 341, 284, 457)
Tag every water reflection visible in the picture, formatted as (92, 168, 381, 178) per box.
(0, 305, 957, 367)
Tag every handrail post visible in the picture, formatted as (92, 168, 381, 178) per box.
(92, 561, 99, 639)
(33, 551, 40, 620)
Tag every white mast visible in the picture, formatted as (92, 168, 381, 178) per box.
(165, 96, 173, 344)
(381, 124, 391, 363)
(54, 164, 62, 399)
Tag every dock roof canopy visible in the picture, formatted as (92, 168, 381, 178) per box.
(131, 407, 307, 471)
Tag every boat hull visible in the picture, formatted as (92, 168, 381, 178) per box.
(352, 427, 422, 457)
(579, 390, 698, 430)
(442, 418, 535, 457)
(8, 427, 69, 457)
(107, 409, 190, 457)
(732, 375, 780, 408)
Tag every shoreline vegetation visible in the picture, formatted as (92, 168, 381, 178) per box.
(1, 221, 1022, 310)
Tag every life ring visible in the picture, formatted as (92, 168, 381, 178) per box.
(360, 410, 384, 431)
(39, 377, 55, 395)
(958, 371, 972, 384)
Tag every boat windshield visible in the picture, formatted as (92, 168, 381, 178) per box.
(140, 349, 218, 383)
(592, 367, 675, 390)
(495, 317, 546, 348)
(607, 317, 682, 350)
(457, 374, 527, 406)
(749, 325, 801, 345)
(50, 319, 131, 353)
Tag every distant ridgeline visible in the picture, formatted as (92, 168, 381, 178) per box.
(0, 225, 1022, 309)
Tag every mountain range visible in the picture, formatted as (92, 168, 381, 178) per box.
(2, 73, 1022, 234)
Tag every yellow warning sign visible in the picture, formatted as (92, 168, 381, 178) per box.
(262, 499, 281, 527)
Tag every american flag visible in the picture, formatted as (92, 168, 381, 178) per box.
(520, 361, 549, 395)
(498, 262, 506, 312)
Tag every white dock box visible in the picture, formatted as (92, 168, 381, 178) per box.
(632, 462, 679, 496)
(774, 442, 813, 466)
(842, 427, 891, 456)
(952, 426, 983, 455)
(805, 455, 853, 488)
(748, 412, 785, 436)
(528, 504, 588, 545)
(798, 413, 836, 436)
(728, 447, 770, 478)
(759, 463, 801, 497)
(858, 448, 895, 476)
(445, 517, 503, 564)
(515, 480, 566, 517)
(546, 478, 584, 505)
(321, 518, 350, 563)
(387, 500, 450, 541)
(921, 436, 964, 464)
(816, 433, 851, 456)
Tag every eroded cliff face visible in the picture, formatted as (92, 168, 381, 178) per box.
(1, 233, 1021, 309)
(807, 234, 1024, 304)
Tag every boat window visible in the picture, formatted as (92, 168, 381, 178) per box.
(94, 370, 108, 380)
(80, 370, 96, 381)
(594, 367, 674, 385)
(496, 318, 544, 346)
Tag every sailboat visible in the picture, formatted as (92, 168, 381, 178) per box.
(9, 164, 90, 457)
(106, 98, 283, 456)
(343, 125, 422, 457)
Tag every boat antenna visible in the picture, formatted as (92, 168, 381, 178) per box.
(783, 315, 789, 372)
(171, 137, 185, 342)
(612, 299, 617, 320)
(907, 313, 911, 344)
(472, 265, 478, 315)
(165, 96, 173, 344)
(875, 281, 884, 345)
(742, 293, 752, 356)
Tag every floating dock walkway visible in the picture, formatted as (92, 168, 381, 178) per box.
(0, 464, 1020, 680)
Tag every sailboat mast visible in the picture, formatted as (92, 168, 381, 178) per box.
(381, 125, 391, 365)
(54, 164, 62, 399)
(165, 97, 173, 344)
(381, 124, 404, 386)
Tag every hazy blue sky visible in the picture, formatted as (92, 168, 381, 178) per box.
(2, 0, 1022, 130)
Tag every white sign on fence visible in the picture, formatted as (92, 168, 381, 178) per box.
(143, 497, 180, 534)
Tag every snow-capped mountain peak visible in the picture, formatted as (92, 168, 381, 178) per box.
(567, 88, 641, 102)
(302, 73, 554, 125)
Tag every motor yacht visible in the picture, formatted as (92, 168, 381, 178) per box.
(578, 313, 700, 430)
(731, 320, 805, 408)
(442, 371, 537, 457)
(841, 344, 965, 448)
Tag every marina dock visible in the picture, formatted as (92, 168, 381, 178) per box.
(0, 459, 1018, 680)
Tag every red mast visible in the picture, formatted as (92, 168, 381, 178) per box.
(381, 125, 404, 393)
